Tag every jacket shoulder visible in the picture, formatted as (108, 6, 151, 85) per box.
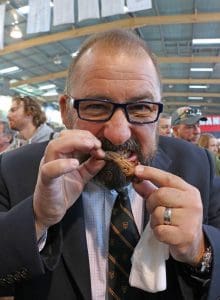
(1, 141, 48, 167)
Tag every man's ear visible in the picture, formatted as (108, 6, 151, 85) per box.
(172, 126, 178, 137)
(59, 95, 73, 128)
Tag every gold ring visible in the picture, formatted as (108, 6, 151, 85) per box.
(163, 207, 172, 225)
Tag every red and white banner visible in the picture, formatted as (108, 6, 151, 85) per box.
(200, 115, 220, 132)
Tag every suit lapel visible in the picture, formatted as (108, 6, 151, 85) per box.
(62, 198, 92, 300)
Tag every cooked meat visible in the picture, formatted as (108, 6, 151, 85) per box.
(104, 151, 137, 177)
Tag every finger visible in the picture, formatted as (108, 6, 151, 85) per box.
(133, 179, 158, 199)
(152, 225, 181, 245)
(150, 206, 183, 228)
(77, 157, 106, 185)
(44, 130, 102, 162)
(146, 186, 201, 213)
(134, 165, 191, 191)
(40, 157, 80, 183)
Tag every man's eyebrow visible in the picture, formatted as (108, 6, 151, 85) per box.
(76, 92, 156, 102)
(127, 93, 155, 101)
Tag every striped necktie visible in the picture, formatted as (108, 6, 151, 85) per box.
(108, 188, 140, 299)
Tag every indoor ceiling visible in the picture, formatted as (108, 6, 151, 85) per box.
(1, 0, 220, 116)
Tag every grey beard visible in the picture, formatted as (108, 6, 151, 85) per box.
(93, 138, 157, 190)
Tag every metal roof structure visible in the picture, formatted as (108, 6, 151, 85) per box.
(1, 0, 220, 116)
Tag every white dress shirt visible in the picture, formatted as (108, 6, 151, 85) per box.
(83, 181, 145, 300)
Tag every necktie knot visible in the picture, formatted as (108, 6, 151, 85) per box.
(115, 188, 129, 207)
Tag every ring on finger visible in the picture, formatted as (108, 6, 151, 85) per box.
(163, 207, 172, 225)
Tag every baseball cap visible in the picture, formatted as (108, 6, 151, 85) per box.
(171, 106, 207, 126)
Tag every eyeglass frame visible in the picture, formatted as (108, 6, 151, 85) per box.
(69, 97, 163, 125)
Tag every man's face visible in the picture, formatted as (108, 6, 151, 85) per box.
(173, 123, 201, 144)
(208, 137, 218, 154)
(61, 47, 161, 189)
(0, 133, 10, 150)
(158, 117, 172, 137)
(7, 101, 31, 131)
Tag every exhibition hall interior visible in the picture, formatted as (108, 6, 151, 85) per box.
(1, 0, 220, 133)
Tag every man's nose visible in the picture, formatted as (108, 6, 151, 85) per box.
(103, 109, 132, 145)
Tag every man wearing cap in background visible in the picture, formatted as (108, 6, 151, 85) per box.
(171, 106, 207, 144)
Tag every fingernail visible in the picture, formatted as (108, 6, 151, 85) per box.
(135, 165, 144, 174)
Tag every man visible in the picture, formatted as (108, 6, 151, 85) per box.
(0, 121, 14, 153)
(7, 95, 54, 150)
(0, 29, 220, 300)
(171, 106, 207, 144)
(158, 112, 172, 136)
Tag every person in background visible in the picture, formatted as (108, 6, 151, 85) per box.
(0, 121, 14, 153)
(198, 133, 220, 176)
(6, 96, 54, 150)
(171, 106, 207, 144)
(0, 29, 220, 300)
(158, 112, 172, 136)
(198, 133, 218, 154)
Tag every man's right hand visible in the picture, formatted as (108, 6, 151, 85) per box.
(33, 129, 105, 239)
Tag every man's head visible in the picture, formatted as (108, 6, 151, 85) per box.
(158, 112, 172, 137)
(7, 96, 46, 131)
(0, 121, 14, 152)
(171, 106, 207, 144)
(60, 29, 163, 189)
(198, 133, 218, 154)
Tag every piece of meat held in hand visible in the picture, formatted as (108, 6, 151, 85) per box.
(104, 151, 139, 181)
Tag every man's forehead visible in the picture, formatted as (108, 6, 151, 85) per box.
(74, 44, 154, 72)
(72, 49, 160, 89)
(181, 122, 199, 128)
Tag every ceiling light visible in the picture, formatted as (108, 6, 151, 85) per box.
(71, 51, 79, 57)
(190, 67, 213, 72)
(17, 5, 29, 14)
(0, 66, 20, 74)
(39, 84, 56, 90)
(189, 85, 208, 89)
(42, 89, 58, 96)
(53, 55, 62, 65)
(188, 96, 204, 100)
(10, 25, 23, 39)
(192, 38, 220, 45)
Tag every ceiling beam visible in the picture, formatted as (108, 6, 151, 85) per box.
(10, 70, 67, 88)
(162, 78, 220, 84)
(163, 92, 220, 98)
(164, 101, 220, 107)
(2, 12, 220, 57)
(159, 56, 220, 63)
(10, 73, 220, 88)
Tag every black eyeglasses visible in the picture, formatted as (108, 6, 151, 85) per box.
(70, 97, 163, 125)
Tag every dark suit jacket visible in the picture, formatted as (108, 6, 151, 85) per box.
(0, 136, 220, 300)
